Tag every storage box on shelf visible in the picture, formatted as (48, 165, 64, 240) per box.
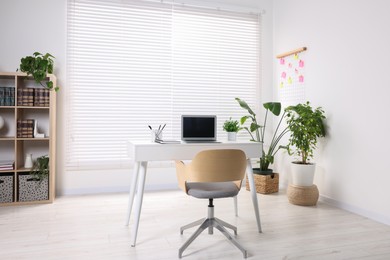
(0, 72, 56, 206)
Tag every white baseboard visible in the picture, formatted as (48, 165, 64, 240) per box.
(319, 195, 390, 226)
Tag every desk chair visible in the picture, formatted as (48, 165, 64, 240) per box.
(175, 149, 247, 258)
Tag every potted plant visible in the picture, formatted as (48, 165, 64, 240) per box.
(222, 117, 240, 141)
(285, 101, 326, 186)
(19, 52, 60, 91)
(236, 98, 288, 194)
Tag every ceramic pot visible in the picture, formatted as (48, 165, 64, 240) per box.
(290, 162, 316, 186)
(227, 132, 237, 141)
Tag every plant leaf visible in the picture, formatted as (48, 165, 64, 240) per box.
(264, 102, 281, 116)
(235, 97, 255, 116)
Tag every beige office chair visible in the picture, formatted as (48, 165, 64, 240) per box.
(175, 149, 247, 258)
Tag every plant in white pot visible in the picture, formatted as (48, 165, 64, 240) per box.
(285, 101, 326, 186)
(222, 117, 241, 141)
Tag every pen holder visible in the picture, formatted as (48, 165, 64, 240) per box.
(151, 130, 163, 142)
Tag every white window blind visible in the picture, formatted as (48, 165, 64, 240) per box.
(67, 0, 261, 169)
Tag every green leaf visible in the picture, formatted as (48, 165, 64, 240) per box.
(46, 81, 53, 89)
(240, 115, 250, 125)
(250, 122, 261, 132)
(235, 97, 255, 116)
(263, 102, 281, 116)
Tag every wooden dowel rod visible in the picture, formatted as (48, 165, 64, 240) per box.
(276, 47, 307, 59)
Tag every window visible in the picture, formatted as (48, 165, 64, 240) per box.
(67, 0, 261, 169)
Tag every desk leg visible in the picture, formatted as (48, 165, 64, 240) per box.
(131, 161, 148, 247)
(246, 159, 262, 233)
(125, 162, 140, 226)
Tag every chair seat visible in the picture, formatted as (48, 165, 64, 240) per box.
(187, 182, 239, 199)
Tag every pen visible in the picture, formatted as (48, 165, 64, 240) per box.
(160, 123, 166, 133)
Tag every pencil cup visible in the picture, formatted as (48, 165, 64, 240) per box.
(151, 130, 163, 142)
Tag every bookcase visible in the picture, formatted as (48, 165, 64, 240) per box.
(0, 72, 56, 206)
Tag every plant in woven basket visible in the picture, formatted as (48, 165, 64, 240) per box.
(236, 98, 288, 174)
(19, 52, 60, 91)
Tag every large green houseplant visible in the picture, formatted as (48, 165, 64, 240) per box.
(285, 101, 326, 186)
(236, 98, 288, 174)
(19, 52, 59, 91)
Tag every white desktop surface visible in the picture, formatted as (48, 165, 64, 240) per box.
(128, 140, 261, 161)
(126, 140, 263, 246)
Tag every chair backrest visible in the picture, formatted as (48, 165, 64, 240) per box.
(186, 149, 247, 183)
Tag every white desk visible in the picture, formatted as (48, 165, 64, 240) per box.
(126, 140, 262, 246)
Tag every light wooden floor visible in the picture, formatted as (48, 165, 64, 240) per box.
(1, 189, 389, 260)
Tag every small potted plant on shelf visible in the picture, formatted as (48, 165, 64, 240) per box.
(236, 98, 288, 194)
(285, 101, 326, 187)
(223, 117, 241, 141)
(19, 52, 59, 91)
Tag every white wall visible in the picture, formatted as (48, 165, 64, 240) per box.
(273, 0, 390, 224)
(0, 0, 274, 195)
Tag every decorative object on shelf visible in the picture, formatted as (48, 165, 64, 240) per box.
(29, 155, 49, 182)
(33, 120, 45, 138)
(222, 117, 240, 141)
(19, 52, 60, 91)
(24, 154, 33, 169)
(285, 101, 326, 187)
(0, 115, 4, 129)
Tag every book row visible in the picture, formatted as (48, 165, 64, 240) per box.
(17, 88, 50, 107)
(0, 87, 15, 106)
(0, 87, 50, 107)
(17, 119, 34, 138)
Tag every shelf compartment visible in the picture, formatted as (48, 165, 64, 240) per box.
(0, 108, 16, 138)
(0, 173, 14, 203)
(17, 173, 49, 202)
(16, 140, 49, 170)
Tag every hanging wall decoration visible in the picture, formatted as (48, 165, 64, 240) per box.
(277, 47, 307, 107)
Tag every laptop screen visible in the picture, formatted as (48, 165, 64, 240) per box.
(181, 115, 216, 141)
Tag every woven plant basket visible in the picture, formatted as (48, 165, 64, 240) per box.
(287, 184, 319, 206)
(246, 173, 279, 194)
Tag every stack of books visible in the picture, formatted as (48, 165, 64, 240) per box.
(17, 119, 34, 138)
(17, 88, 34, 106)
(33, 88, 50, 107)
(0, 87, 15, 106)
(0, 160, 14, 171)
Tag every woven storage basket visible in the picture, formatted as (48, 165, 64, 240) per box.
(287, 184, 319, 206)
(246, 173, 279, 194)
(18, 174, 49, 202)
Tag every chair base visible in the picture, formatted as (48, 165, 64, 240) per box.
(178, 200, 247, 258)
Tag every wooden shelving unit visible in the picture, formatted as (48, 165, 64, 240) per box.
(0, 72, 56, 206)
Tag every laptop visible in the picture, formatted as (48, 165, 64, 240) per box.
(181, 115, 218, 142)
